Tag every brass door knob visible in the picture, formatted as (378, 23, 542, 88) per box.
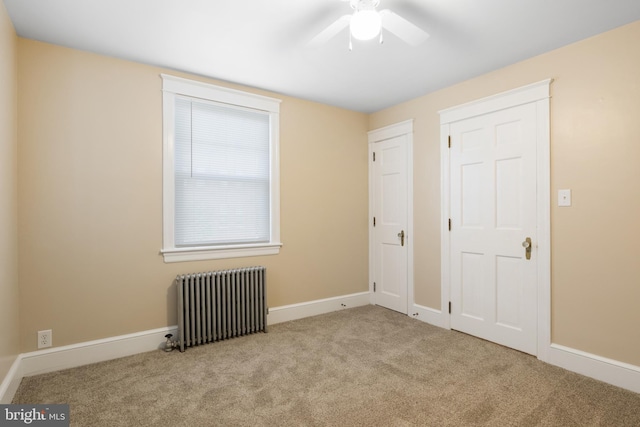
(522, 237, 532, 260)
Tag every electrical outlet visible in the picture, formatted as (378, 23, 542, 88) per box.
(38, 329, 52, 349)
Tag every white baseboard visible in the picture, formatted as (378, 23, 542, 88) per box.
(409, 303, 445, 328)
(547, 343, 640, 394)
(20, 326, 178, 378)
(267, 292, 370, 325)
(0, 356, 22, 404)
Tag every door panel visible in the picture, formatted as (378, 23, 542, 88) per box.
(450, 103, 537, 355)
(461, 251, 485, 320)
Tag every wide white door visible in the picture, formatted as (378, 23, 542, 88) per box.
(372, 135, 408, 314)
(449, 102, 537, 355)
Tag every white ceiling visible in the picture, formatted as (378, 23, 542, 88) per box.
(5, 0, 640, 113)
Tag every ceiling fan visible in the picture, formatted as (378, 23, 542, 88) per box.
(308, 0, 429, 49)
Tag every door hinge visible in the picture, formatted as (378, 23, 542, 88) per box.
(373, 152, 376, 162)
(373, 216, 376, 227)
(448, 301, 451, 314)
(448, 218, 451, 231)
(448, 135, 451, 148)
(373, 282, 376, 292)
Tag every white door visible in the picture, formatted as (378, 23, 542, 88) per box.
(449, 102, 538, 355)
(372, 135, 409, 314)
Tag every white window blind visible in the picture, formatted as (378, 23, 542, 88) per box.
(174, 97, 271, 247)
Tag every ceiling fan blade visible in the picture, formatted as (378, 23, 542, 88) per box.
(379, 9, 429, 46)
(307, 14, 351, 48)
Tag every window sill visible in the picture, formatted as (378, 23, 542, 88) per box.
(161, 243, 282, 263)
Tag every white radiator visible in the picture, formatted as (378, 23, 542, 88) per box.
(176, 266, 267, 352)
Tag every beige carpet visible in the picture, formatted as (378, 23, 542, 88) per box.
(13, 305, 640, 426)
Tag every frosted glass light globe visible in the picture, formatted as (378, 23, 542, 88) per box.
(350, 10, 382, 41)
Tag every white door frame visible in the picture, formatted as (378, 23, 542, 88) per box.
(440, 80, 552, 362)
(368, 120, 414, 313)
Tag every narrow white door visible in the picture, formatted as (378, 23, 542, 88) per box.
(449, 102, 537, 355)
(372, 135, 408, 314)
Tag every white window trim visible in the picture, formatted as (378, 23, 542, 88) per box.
(160, 74, 282, 262)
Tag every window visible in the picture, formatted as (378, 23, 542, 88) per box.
(161, 74, 281, 262)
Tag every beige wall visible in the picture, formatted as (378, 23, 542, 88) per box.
(0, 3, 19, 381)
(18, 39, 369, 352)
(370, 20, 640, 366)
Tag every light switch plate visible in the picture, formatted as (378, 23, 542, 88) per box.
(558, 189, 571, 207)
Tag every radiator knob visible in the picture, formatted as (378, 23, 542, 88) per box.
(164, 334, 174, 352)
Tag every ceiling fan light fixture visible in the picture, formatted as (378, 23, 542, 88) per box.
(350, 9, 382, 41)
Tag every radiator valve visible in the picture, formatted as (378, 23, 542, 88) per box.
(164, 334, 176, 352)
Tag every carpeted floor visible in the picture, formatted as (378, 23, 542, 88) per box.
(13, 305, 640, 426)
